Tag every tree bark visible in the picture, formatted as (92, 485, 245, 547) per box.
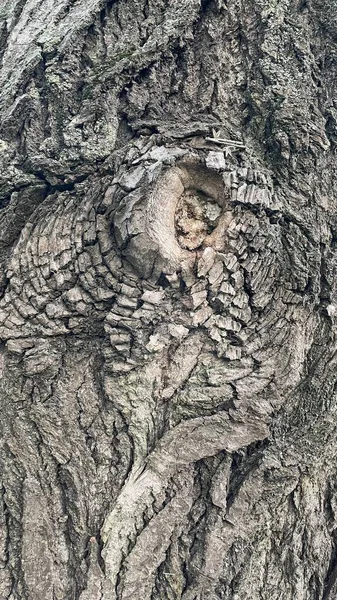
(1, 0, 337, 598)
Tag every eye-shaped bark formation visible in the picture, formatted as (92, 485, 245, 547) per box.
(111, 161, 225, 279)
(0, 137, 323, 600)
(0, 139, 322, 599)
(0, 1, 337, 599)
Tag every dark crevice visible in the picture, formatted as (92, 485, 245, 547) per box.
(96, 531, 106, 575)
(0, 195, 11, 210)
(156, 273, 171, 289)
(200, 0, 215, 15)
(323, 529, 337, 600)
(44, 174, 89, 194)
(226, 438, 270, 510)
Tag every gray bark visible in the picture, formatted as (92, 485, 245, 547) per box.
(0, 0, 337, 598)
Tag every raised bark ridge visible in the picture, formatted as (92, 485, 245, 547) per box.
(1, 1, 337, 599)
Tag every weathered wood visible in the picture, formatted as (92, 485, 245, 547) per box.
(0, 1, 337, 598)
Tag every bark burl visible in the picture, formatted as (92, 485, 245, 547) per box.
(0, 1, 337, 599)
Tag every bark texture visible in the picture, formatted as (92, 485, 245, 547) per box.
(1, 1, 337, 598)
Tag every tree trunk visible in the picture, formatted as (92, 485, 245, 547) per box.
(0, 1, 337, 598)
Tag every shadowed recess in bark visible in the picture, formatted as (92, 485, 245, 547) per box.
(0, 0, 337, 599)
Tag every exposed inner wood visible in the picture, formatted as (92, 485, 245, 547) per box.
(0, 1, 336, 599)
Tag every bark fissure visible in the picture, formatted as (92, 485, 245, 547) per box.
(1, 0, 337, 598)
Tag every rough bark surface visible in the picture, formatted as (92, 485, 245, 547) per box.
(1, 1, 337, 599)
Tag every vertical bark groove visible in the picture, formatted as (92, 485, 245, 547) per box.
(1, 0, 337, 598)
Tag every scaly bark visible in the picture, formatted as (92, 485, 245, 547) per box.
(1, 1, 337, 599)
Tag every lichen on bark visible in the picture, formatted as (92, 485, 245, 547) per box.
(1, 1, 337, 599)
